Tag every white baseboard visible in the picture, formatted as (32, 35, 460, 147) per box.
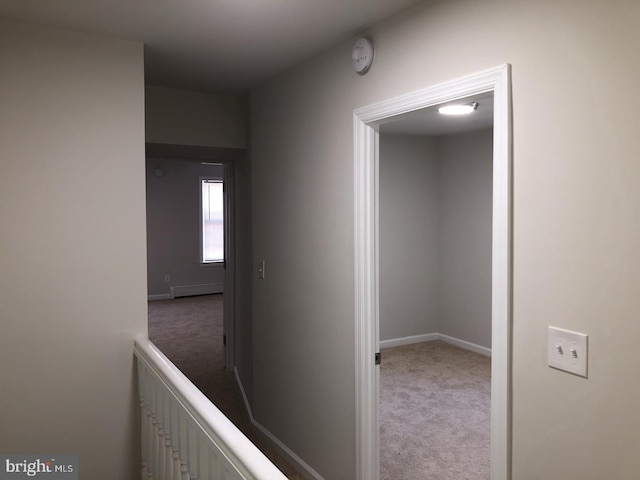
(379, 333, 439, 349)
(233, 368, 325, 480)
(149, 282, 224, 301)
(148, 294, 171, 301)
(380, 332, 491, 357)
(170, 282, 224, 299)
(438, 333, 491, 357)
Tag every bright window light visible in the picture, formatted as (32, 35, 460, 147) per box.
(201, 179, 224, 263)
(438, 102, 479, 115)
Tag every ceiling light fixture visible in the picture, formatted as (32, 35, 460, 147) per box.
(438, 102, 479, 115)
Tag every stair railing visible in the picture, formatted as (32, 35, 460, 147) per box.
(134, 338, 288, 480)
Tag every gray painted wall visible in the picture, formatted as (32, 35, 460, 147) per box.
(437, 129, 493, 348)
(0, 21, 146, 479)
(146, 158, 225, 297)
(379, 135, 440, 340)
(146, 85, 247, 148)
(250, 1, 640, 478)
(379, 129, 492, 349)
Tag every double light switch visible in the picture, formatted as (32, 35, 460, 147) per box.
(548, 326, 588, 378)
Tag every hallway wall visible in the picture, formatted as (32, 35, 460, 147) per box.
(250, 1, 640, 478)
(0, 20, 146, 479)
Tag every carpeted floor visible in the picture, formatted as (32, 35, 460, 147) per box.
(381, 341, 491, 480)
(148, 295, 491, 480)
(147, 294, 305, 480)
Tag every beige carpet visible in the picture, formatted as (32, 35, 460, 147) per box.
(147, 295, 305, 480)
(380, 341, 491, 480)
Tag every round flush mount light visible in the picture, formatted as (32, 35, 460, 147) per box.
(352, 37, 374, 75)
(438, 102, 479, 115)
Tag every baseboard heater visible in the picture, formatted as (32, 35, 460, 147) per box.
(170, 283, 223, 299)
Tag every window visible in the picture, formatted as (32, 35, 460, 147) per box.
(201, 179, 224, 263)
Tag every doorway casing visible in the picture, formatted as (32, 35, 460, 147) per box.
(354, 64, 512, 480)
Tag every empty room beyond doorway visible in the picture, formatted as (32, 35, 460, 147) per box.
(379, 106, 494, 479)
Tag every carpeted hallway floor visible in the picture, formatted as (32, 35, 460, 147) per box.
(148, 294, 491, 479)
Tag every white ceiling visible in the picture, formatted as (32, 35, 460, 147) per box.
(379, 91, 494, 137)
(0, 0, 428, 95)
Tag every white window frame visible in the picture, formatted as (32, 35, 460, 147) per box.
(200, 177, 224, 265)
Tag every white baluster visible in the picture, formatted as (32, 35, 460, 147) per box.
(137, 363, 147, 478)
(140, 365, 154, 479)
(140, 400, 148, 478)
(156, 382, 165, 480)
(160, 389, 170, 479)
(198, 433, 208, 479)
(180, 461, 191, 480)
(170, 447, 181, 480)
(178, 414, 190, 478)
(147, 407, 155, 478)
(143, 403, 153, 478)
(170, 401, 182, 477)
(208, 448, 219, 480)
(164, 435, 173, 479)
(209, 451, 222, 480)
(165, 399, 177, 480)
(156, 376, 167, 479)
(152, 413, 161, 478)
(187, 420, 199, 478)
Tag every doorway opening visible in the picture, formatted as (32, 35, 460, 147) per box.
(378, 94, 493, 478)
(144, 145, 239, 373)
(354, 65, 512, 480)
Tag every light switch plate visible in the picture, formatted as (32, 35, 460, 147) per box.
(548, 326, 588, 378)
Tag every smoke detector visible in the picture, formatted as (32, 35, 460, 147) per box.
(352, 37, 374, 75)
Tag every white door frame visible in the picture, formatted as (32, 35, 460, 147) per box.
(223, 162, 236, 372)
(354, 64, 512, 480)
